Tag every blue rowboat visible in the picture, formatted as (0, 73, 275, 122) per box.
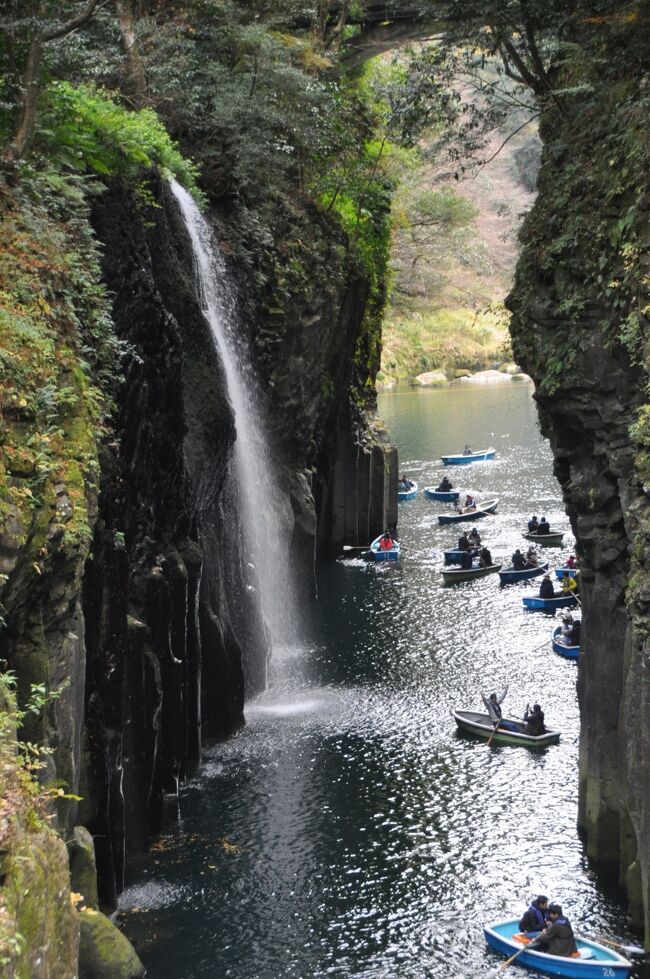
(454, 710, 560, 747)
(441, 447, 496, 465)
(370, 534, 400, 562)
(523, 594, 578, 611)
(398, 481, 418, 501)
(552, 624, 580, 660)
(484, 918, 631, 977)
(523, 531, 565, 547)
(438, 499, 498, 524)
(441, 563, 501, 585)
(443, 548, 479, 565)
(555, 566, 579, 580)
(499, 562, 548, 584)
(424, 488, 459, 502)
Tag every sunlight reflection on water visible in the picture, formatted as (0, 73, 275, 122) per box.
(120, 383, 647, 979)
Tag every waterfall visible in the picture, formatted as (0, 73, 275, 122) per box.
(170, 179, 297, 651)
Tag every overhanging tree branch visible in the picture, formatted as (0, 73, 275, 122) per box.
(4, 0, 104, 163)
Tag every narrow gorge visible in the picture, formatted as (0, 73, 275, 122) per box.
(0, 1, 649, 976)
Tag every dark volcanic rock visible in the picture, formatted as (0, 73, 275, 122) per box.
(508, 34, 650, 940)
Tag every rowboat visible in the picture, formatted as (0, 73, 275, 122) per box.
(523, 594, 578, 611)
(438, 499, 499, 525)
(484, 918, 631, 977)
(555, 566, 579, 580)
(552, 624, 580, 660)
(441, 563, 501, 584)
(398, 481, 418, 501)
(441, 447, 496, 465)
(443, 547, 479, 565)
(499, 562, 548, 584)
(424, 488, 459, 502)
(453, 711, 560, 747)
(523, 531, 565, 547)
(370, 535, 400, 562)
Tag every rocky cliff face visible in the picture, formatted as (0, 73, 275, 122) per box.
(229, 193, 398, 566)
(508, 17, 650, 939)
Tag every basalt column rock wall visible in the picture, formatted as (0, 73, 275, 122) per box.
(507, 21, 650, 940)
(83, 178, 269, 908)
(232, 195, 397, 571)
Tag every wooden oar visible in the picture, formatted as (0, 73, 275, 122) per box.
(530, 638, 552, 653)
(486, 722, 500, 747)
(592, 935, 645, 957)
(342, 544, 369, 552)
(487, 939, 536, 976)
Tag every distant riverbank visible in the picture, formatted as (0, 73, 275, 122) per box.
(377, 364, 530, 391)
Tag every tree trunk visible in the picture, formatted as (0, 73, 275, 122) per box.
(117, 0, 147, 107)
(4, 38, 42, 163)
(2, 0, 102, 164)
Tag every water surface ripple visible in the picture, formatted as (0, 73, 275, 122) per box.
(122, 383, 645, 978)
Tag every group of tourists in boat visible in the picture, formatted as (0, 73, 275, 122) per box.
(517, 896, 578, 956)
(482, 685, 547, 737)
(456, 528, 491, 569)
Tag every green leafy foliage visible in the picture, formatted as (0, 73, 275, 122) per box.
(37, 81, 202, 196)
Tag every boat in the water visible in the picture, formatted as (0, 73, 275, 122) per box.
(555, 566, 579, 580)
(552, 624, 580, 660)
(523, 531, 565, 547)
(484, 918, 631, 977)
(499, 562, 549, 584)
(438, 499, 499, 524)
(424, 487, 460, 502)
(443, 548, 479, 565)
(441, 563, 501, 584)
(453, 711, 560, 747)
(523, 594, 579, 611)
(369, 534, 400, 562)
(398, 481, 418, 501)
(441, 447, 496, 465)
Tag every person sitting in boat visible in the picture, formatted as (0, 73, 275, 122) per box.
(561, 613, 574, 639)
(527, 515, 539, 533)
(537, 516, 551, 535)
(398, 474, 414, 491)
(565, 554, 578, 569)
(437, 475, 453, 492)
(539, 574, 555, 599)
(523, 703, 546, 736)
(458, 532, 470, 551)
(478, 546, 492, 568)
(525, 545, 538, 567)
(511, 548, 525, 570)
(518, 894, 549, 934)
(460, 550, 474, 570)
(462, 444, 473, 455)
(530, 904, 578, 957)
(561, 574, 578, 595)
(481, 686, 517, 731)
(379, 531, 395, 551)
(569, 619, 581, 646)
(468, 527, 481, 546)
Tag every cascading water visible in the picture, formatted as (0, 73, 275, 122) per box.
(170, 179, 297, 652)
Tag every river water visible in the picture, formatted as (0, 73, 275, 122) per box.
(121, 381, 644, 978)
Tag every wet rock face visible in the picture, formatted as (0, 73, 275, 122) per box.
(231, 197, 397, 562)
(508, 69, 650, 938)
(84, 179, 267, 906)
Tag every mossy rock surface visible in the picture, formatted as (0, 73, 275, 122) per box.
(78, 910, 145, 979)
(2, 828, 79, 978)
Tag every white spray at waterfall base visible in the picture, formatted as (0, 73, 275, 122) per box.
(170, 179, 299, 650)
